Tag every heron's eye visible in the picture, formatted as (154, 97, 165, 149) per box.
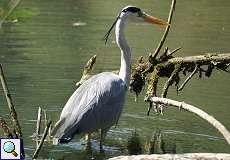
(122, 9, 127, 13)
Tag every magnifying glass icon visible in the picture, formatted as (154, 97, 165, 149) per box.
(3, 141, 18, 157)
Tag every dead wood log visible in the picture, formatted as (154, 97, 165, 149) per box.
(109, 153, 230, 160)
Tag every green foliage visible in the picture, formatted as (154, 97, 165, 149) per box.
(0, 0, 40, 26)
(127, 131, 142, 155)
(7, 8, 40, 21)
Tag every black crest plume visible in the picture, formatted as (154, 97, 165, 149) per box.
(103, 14, 120, 44)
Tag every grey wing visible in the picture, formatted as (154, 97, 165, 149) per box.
(51, 72, 127, 141)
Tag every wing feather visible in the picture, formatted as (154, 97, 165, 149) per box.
(52, 72, 126, 141)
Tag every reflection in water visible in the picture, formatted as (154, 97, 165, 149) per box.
(0, 0, 230, 159)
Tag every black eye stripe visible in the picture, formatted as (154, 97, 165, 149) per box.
(122, 7, 141, 13)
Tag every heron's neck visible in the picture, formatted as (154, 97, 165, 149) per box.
(116, 16, 131, 86)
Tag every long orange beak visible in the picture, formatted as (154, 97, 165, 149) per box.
(142, 13, 169, 27)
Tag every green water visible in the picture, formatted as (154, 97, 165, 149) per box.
(0, 0, 230, 159)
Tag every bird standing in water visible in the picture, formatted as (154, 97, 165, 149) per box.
(51, 5, 168, 151)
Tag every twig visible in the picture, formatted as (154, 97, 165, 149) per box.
(0, 116, 13, 138)
(0, 64, 22, 137)
(168, 47, 181, 56)
(149, 97, 230, 144)
(151, 0, 176, 59)
(159, 47, 169, 60)
(32, 120, 52, 159)
(36, 107, 42, 136)
(177, 65, 198, 91)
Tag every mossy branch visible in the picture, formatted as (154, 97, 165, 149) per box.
(130, 53, 230, 100)
(161, 63, 181, 98)
(0, 116, 13, 138)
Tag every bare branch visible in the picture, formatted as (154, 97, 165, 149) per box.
(151, 0, 176, 59)
(178, 65, 198, 91)
(168, 47, 182, 57)
(149, 97, 230, 144)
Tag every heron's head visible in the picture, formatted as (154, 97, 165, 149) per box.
(104, 6, 169, 43)
(121, 6, 168, 25)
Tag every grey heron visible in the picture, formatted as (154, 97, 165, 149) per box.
(51, 5, 168, 151)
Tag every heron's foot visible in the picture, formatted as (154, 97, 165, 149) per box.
(84, 133, 92, 153)
(85, 141, 92, 154)
(99, 136, 104, 153)
(99, 128, 109, 154)
(99, 144, 105, 154)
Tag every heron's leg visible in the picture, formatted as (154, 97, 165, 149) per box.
(99, 128, 109, 153)
(85, 133, 92, 152)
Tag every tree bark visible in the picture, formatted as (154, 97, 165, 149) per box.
(168, 53, 230, 64)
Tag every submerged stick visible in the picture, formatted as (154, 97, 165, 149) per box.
(33, 120, 52, 159)
(149, 97, 230, 144)
(44, 109, 47, 127)
(36, 107, 42, 136)
(0, 64, 22, 137)
(151, 0, 176, 59)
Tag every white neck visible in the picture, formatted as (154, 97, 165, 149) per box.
(115, 14, 131, 86)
